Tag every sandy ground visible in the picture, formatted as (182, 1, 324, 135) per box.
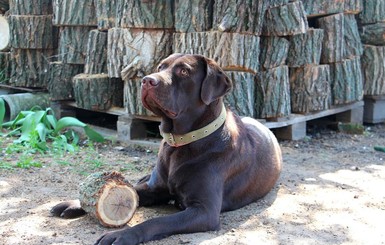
(1, 123, 385, 245)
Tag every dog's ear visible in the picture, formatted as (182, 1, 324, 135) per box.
(201, 58, 233, 105)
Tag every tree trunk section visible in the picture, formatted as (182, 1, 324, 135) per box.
(48, 61, 84, 101)
(259, 36, 289, 70)
(343, 14, 363, 59)
(123, 79, 154, 116)
(9, 0, 52, 15)
(73, 73, 123, 110)
(262, 1, 308, 36)
(84, 30, 107, 74)
(287, 28, 324, 67)
(329, 57, 363, 105)
(79, 171, 138, 228)
(94, 0, 124, 30)
(269, 0, 289, 8)
(359, 0, 385, 24)
(0, 0, 9, 14)
(108, 28, 173, 79)
(53, 0, 97, 26)
(344, 0, 363, 14)
(316, 13, 344, 63)
(302, 0, 344, 17)
(0, 15, 10, 51)
(224, 71, 255, 117)
(213, 0, 268, 35)
(174, 31, 260, 73)
(175, 0, 213, 32)
(361, 45, 385, 96)
(255, 65, 291, 119)
(58, 26, 93, 64)
(290, 65, 331, 113)
(10, 49, 54, 88)
(360, 22, 385, 46)
(0, 51, 11, 84)
(9, 15, 58, 49)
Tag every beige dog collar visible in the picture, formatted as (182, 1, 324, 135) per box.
(160, 104, 227, 147)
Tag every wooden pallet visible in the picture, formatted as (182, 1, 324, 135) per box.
(364, 95, 385, 124)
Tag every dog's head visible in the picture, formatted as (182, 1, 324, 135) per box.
(141, 54, 232, 123)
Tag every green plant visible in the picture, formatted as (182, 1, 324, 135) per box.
(16, 155, 42, 169)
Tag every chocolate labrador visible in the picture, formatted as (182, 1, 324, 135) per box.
(51, 53, 282, 245)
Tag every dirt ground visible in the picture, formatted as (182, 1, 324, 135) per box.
(1, 123, 385, 245)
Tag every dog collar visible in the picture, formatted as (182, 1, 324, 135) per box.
(160, 104, 227, 147)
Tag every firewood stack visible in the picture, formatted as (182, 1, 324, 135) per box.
(7, 0, 57, 88)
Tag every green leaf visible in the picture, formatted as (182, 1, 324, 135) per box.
(36, 122, 48, 142)
(46, 114, 57, 130)
(0, 98, 4, 128)
(84, 125, 105, 143)
(55, 117, 86, 133)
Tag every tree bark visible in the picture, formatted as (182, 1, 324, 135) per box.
(123, 79, 154, 116)
(58, 26, 93, 64)
(344, 0, 363, 14)
(268, 0, 289, 8)
(9, 15, 58, 49)
(94, 0, 124, 30)
(84, 30, 107, 74)
(287, 28, 324, 67)
(290, 65, 331, 113)
(72, 73, 123, 110)
(359, 0, 385, 24)
(53, 0, 97, 26)
(175, 0, 213, 32)
(255, 66, 291, 119)
(79, 171, 138, 228)
(0, 51, 11, 84)
(9, 0, 52, 15)
(48, 61, 84, 101)
(361, 45, 385, 96)
(301, 0, 344, 17)
(259, 36, 289, 70)
(360, 22, 385, 46)
(262, 1, 308, 36)
(0, 0, 9, 14)
(343, 14, 363, 59)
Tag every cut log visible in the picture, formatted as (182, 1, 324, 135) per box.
(290, 65, 331, 113)
(53, 0, 97, 26)
(174, 31, 260, 73)
(213, 0, 268, 35)
(360, 22, 385, 46)
(255, 65, 291, 119)
(9, 0, 52, 15)
(0, 51, 11, 84)
(259, 36, 289, 70)
(79, 171, 138, 228)
(0, 1, 9, 14)
(108, 28, 173, 79)
(10, 49, 54, 88)
(329, 57, 363, 105)
(343, 14, 363, 59)
(48, 61, 84, 101)
(301, 0, 344, 17)
(268, 0, 289, 8)
(123, 79, 154, 116)
(359, 0, 385, 24)
(316, 13, 344, 63)
(361, 45, 385, 96)
(287, 28, 324, 67)
(9, 15, 58, 49)
(0, 15, 10, 51)
(175, 0, 213, 32)
(73, 73, 123, 110)
(94, 0, 124, 30)
(84, 30, 107, 74)
(344, 0, 363, 14)
(262, 1, 308, 36)
(224, 71, 255, 117)
(58, 26, 93, 64)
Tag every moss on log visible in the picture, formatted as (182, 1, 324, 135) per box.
(361, 45, 385, 96)
(84, 30, 107, 74)
(9, 0, 52, 15)
(259, 36, 289, 70)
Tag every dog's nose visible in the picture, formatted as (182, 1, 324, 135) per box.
(142, 76, 160, 87)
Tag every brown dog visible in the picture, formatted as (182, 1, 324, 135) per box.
(51, 54, 282, 245)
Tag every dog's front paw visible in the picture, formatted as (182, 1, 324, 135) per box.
(50, 200, 86, 218)
(95, 228, 138, 245)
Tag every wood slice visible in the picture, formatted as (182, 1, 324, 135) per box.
(123, 79, 154, 116)
(344, 0, 363, 14)
(72, 73, 123, 110)
(58, 26, 93, 64)
(361, 45, 385, 96)
(316, 13, 344, 63)
(343, 14, 363, 59)
(10, 49, 54, 88)
(359, 0, 385, 24)
(360, 22, 385, 46)
(94, 0, 124, 30)
(287, 28, 324, 67)
(9, 15, 58, 49)
(84, 30, 107, 74)
(0, 1, 9, 14)
(255, 65, 291, 119)
(302, 0, 344, 18)
(0, 51, 11, 84)
(53, 0, 97, 26)
(9, 0, 52, 15)
(213, 0, 268, 35)
(259, 36, 289, 70)
(79, 171, 138, 228)
(174, 31, 260, 74)
(108, 28, 173, 79)
(290, 65, 331, 113)
(329, 57, 363, 105)
(0, 15, 10, 51)
(262, 1, 308, 36)
(48, 61, 84, 101)
(224, 71, 255, 117)
(175, 0, 213, 32)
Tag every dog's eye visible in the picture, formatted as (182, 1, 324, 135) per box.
(180, 68, 188, 76)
